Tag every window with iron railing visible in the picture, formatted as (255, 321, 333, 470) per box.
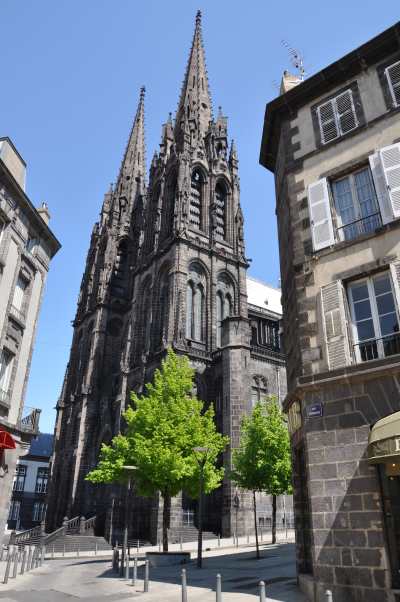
(332, 167, 382, 243)
(32, 501, 46, 522)
(348, 272, 400, 363)
(13, 464, 27, 492)
(35, 467, 49, 493)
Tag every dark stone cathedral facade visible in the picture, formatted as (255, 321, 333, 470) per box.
(46, 12, 288, 542)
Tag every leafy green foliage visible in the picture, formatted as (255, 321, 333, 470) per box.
(86, 347, 228, 500)
(232, 397, 292, 496)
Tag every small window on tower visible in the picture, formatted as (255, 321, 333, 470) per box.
(189, 169, 204, 231)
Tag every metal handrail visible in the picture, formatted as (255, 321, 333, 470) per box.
(11, 525, 43, 545)
(354, 332, 400, 362)
(337, 211, 382, 241)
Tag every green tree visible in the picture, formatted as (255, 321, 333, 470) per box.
(231, 397, 292, 558)
(86, 348, 228, 551)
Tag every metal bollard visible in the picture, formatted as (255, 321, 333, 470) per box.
(21, 549, 27, 574)
(125, 553, 129, 580)
(132, 555, 138, 586)
(259, 581, 266, 602)
(247, 533, 249, 544)
(181, 568, 188, 602)
(136, 540, 139, 554)
(12, 549, 19, 578)
(30, 547, 36, 570)
(158, 539, 161, 552)
(41, 546, 45, 566)
(95, 541, 98, 556)
(325, 591, 333, 602)
(3, 551, 12, 584)
(27, 546, 33, 571)
(144, 559, 149, 592)
(51, 545, 54, 559)
(216, 573, 222, 602)
(63, 543, 65, 557)
(77, 543, 80, 558)
(180, 534, 183, 551)
(218, 534, 221, 547)
(0, 546, 3, 561)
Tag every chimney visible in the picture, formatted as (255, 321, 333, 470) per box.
(280, 70, 302, 95)
(37, 202, 51, 225)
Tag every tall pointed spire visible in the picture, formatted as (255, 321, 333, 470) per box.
(117, 86, 146, 192)
(175, 10, 212, 139)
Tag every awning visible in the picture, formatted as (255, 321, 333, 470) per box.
(368, 411, 400, 464)
(0, 429, 16, 450)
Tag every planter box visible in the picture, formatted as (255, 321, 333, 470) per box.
(146, 551, 191, 567)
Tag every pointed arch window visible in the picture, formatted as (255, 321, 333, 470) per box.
(215, 182, 227, 240)
(216, 274, 235, 347)
(186, 263, 206, 342)
(189, 169, 203, 231)
(161, 174, 177, 241)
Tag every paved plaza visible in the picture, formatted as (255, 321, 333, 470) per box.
(0, 542, 306, 601)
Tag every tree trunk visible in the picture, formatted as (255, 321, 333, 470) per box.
(253, 490, 260, 559)
(272, 494, 277, 544)
(162, 492, 171, 552)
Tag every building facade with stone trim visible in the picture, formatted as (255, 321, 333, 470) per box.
(7, 433, 52, 531)
(46, 12, 289, 544)
(0, 138, 60, 539)
(260, 21, 400, 602)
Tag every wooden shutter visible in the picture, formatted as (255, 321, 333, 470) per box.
(307, 179, 335, 251)
(336, 90, 358, 135)
(386, 60, 400, 107)
(379, 143, 400, 219)
(321, 281, 351, 370)
(369, 152, 394, 224)
(317, 99, 339, 144)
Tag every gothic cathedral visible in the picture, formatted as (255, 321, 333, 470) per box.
(46, 12, 287, 541)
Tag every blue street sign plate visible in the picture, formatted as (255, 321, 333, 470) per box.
(307, 403, 323, 418)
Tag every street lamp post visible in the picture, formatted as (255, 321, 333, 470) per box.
(193, 447, 209, 569)
(122, 465, 138, 573)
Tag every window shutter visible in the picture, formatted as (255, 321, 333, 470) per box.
(321, 281, 351, 370)
(379, 143, 400, 219)
(389, 261, 400, 311)
(317, 100, 339, 144)
(369, 152, 393, 224)
(335, 90, 358, 135)
(385, 61, 400, 107)
(307, 179, 335, 251)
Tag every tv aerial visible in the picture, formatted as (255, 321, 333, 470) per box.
(281, 40, 306, 81)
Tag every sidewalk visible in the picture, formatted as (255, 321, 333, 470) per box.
(0, 542, 306, 601)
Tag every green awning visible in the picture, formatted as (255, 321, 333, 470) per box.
(368, 411, 400, 464)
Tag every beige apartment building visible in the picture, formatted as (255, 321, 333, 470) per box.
(260, 22, 400, 602)
(0, 137, 60, 538)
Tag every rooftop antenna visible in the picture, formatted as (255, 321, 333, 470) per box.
(281, 40, 306, 80)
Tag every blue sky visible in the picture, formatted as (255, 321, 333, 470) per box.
(2, 1, 399, 432)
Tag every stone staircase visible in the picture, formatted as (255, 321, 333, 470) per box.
(169, 527, 218, 544)
(44, 534, 112, 553)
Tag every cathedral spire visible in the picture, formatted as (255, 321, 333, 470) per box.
(117, 86, 146, 192)
(175, 10, 212, 140)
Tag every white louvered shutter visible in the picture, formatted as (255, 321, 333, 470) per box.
(379, 144, 400, 219)
(335, 90, 358, 135)
(307, 179, 335, 251)
(389, 261, 400, 312)
(386, 61, 400, 107)
(321, 281, 351, 370)
(369, 152, 394, 224)
(317, 100, 339, 144)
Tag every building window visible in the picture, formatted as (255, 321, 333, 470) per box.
(214, 183, 227, 240)
(332, 167, 381, 242)
(13, 464, 27, 492)
(0, 348, 14, 403)
(385, 60, 400, 108)
(317, 89, 358, 144)
(8, 500, 21, 521)
(251, 375, 268, 405)
(186, 263, 206, 343)
(348, 272, 400, 362)
(189, 169, 203, 230)
(0, 218, 5, 246)
(35, 467, 49, 493)
(26, 236, 37, 254)
(11, 275, 28, 321)
(32, 501, 46, 522)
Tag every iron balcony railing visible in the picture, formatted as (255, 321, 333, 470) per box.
(337, 212, 382, 242)
(9, 304, 26, 323)
(354, 332, 400, 363)
(0, 388, 11, 407)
